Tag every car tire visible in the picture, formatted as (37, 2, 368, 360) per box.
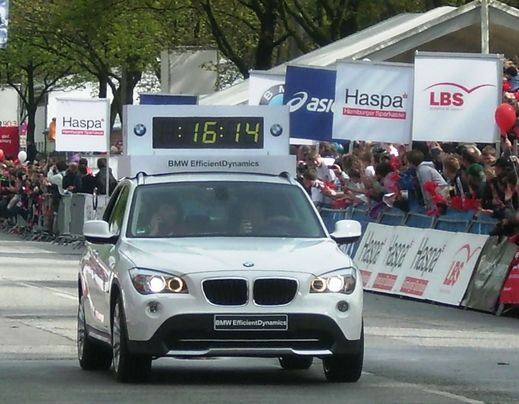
(278, 355, 314, 370)
(112, 296, 152, 383)
(77, 297, 112, 370)
(323, 327, 364, 383)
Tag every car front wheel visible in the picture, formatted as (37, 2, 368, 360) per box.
(323, 327, 364, 383)
(112, 296, 152, 382)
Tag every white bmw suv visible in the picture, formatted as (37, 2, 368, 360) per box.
(78, 171, 364, 383)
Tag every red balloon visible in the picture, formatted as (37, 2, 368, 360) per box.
(0, 149, 4, 161)
(495, 103, 517, 135)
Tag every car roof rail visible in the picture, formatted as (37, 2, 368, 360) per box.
(278, 171, 294, 183)
(136, 171, 147, 185)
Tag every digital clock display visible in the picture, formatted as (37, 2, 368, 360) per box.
(153, 117, 264, 149)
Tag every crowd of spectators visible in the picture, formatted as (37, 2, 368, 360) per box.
(0, 154, 117, 233)
(295, 137, 519, 237)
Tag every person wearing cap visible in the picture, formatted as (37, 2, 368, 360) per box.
(466, 163, 486, 199)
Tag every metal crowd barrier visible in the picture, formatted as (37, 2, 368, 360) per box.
(1, 192, 109, 246)
(320, 204, 498, 240)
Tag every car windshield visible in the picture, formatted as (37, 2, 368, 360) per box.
(127, 180, 326, 238)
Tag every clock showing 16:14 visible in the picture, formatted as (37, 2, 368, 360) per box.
(152, 117, 265, 149)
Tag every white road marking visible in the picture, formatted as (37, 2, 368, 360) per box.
(421, 387, 484, 404)
(53, 292, 76, 301)
(373, 381, 484, 403)
(18, 281, 76, 300)
(366, 326, 519, 349)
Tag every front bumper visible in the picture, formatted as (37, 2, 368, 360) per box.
(120, 269, 363, 358)
(127, 313, 362, 358)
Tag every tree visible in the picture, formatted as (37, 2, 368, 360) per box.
(0, 0, 76, 143)
(195, 0, 290, 77)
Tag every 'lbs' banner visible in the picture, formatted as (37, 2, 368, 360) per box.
(333, 61, 413, 144)
(412, 52, 501, 143)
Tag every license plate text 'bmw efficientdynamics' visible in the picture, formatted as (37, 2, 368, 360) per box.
(214, 315, 288, 331)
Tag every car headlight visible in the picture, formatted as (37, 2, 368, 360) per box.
(129, 268, 188, 295)
(310, 268, 357, 294)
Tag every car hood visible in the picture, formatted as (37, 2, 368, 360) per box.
(120, 237, 353, 276)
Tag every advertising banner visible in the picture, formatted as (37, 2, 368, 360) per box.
(353, 223, 392, 289)
(426, 232, 488, 305)
(392, 229, 451, 300)
(0, 126, 18, 158)
(283, 65, 336, 141)
(0, 0, 9, 49)
(412, 52, 501, 143)
(464, 237, 517, 312)
(366, 226, 424, 295)
(355, 223, 487, 305)
(249, 71, 285, 106)
(55, 98, 110, 152)
(332, 61, 413, 144)
(0, 86, 18, 127)
(499, 247, 519, 305)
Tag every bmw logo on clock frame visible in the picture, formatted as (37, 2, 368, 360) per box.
(259, 84, 285, 106)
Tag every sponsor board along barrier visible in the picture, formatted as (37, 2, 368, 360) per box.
(354, 222, 488, 306)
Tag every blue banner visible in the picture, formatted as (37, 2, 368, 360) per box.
(283, 65, 336, 141)
(0, 0, 9, 49)
(139, 93, 198, 105)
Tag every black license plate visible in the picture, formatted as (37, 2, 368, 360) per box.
(214, 314, 288, 331)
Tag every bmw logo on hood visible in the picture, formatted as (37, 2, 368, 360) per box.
(242, 262, 255, 268)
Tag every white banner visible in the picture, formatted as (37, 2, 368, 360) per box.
(0, 86, 18, 126)
(412, 52, 501, 143)
(353, 223, 392, 289)
(55, 98, 110, 152)
(332, 61, 413, 144)
(355, 223, 488, 306)
(427, 232, 488, 305)
(249, 71, 285, 106)
(364, 225, 425, 295)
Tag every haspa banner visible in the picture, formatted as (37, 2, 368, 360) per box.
(463, 237, 517, 312)
(0, 126, 18, 158)
(248, 71, 285, 106)
(499, 247, 519, 305)
(412, 52, 501, 143)
(283, 65, 336, 141)
(353, 223, 393, 291)
(55, 98, 110, 152)
(332, 60, 413, 144)
(355, 223, 487, 305)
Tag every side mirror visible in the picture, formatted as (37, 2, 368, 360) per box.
(330, 220, 362, 244)
(83, 220, 118, 244)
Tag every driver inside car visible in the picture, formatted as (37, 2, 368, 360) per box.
(148, 198, 190, 237)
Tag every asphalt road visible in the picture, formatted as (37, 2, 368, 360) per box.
(0, 231, 518, 404)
